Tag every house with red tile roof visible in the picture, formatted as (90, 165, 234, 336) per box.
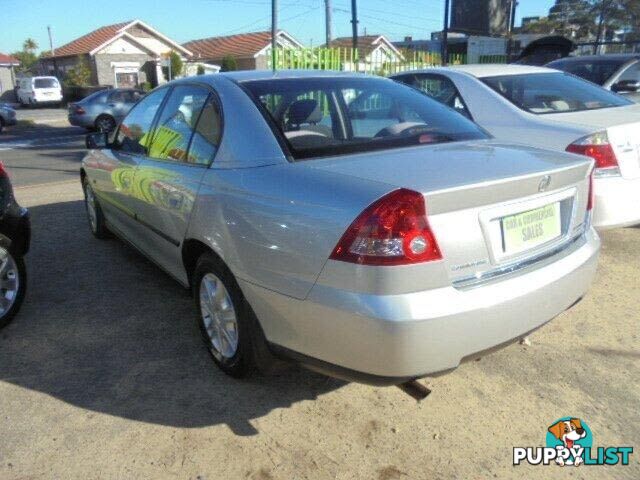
(0, 53, 20, 99)
(39, 20, 192, 88)
(326, 35, 404, 69)
(184, 30, 302, 70)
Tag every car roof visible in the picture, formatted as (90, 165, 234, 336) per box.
(443, 64, 555, 77)
(548, 54, 640, 64)
(218, 69, 371, 82)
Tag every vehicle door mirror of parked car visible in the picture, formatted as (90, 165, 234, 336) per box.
(86, 132, 109, 149)
(611, 80, 640, 93)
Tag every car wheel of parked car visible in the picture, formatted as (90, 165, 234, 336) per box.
(82, 178, 109, 239)
(194, 253, 260, 378)
(0, 246, 27, 330)
(95, 115, 116, 133)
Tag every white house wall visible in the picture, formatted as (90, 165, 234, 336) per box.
(97, 37, 147, 55)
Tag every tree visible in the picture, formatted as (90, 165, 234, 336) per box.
(196, 64, 206, 75)
(23, 38, 38, 53)
(10, 51, 38, 74)
(167, 51, 183, 80)
(64, 56, 92, 87)
(220, 55, 238, 72)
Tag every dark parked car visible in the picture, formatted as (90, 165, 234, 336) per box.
(0, 103, 17, 134)
(68, 88, 144, 132)
(547, 54, 640, 102)
(0, 163, 30, 329)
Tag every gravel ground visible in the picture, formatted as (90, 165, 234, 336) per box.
(0, 181, 637, 480)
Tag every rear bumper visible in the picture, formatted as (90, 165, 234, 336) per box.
(593, 175, 640, 229)
(241, 228, 600, 384)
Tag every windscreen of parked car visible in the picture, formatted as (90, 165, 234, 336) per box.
(241, 77, 488, 160)
(547, 59, 628, 85)
(482, 72, 632, 114)
(34, 78, 60, 89)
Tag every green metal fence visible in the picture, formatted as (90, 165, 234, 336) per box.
(268, 47, 469, 75)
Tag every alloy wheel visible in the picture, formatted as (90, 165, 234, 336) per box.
(0, 247, 20, 319)
(199, 273, 239, 360)
(85, 185, 98, 233)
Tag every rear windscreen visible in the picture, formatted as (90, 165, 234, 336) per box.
(34, 78, 59, 89)
(482, 72, 631, 114)
(241, 77, 488, 160)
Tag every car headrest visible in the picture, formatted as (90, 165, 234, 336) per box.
(287, 99, 322, 125)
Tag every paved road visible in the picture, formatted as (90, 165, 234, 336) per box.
(0, 118, 86, 187)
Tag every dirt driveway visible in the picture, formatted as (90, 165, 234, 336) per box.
(0, 181, 638, 480)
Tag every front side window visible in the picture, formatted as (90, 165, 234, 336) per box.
(482, 72, 632, 114)
(115, 88, 168, 154)
(147, 85, 211, 162)
(619, 62, 640, 82)
(548, 60, 626, 85)
(243, 77, 487, 160)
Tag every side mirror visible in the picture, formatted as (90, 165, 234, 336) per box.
(611, 80, 640, 93)
(86, 132, 108, 149)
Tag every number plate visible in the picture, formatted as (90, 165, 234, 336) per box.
(501, 202, 561, 255)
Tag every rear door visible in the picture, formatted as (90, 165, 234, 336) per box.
(132, 84, 222, 278)
(92, 87, 169, 242)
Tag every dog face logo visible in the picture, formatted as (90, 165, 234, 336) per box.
(547, 418, 588, 466)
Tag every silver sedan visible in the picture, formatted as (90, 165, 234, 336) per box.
(391, 64, 640, 230)
(68, 88, 144, 132)
(80, 71, 599, 385)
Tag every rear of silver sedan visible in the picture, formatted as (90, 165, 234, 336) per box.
(238, 143, 599, 384)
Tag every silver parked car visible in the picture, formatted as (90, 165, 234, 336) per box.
(392, 65, 640, 229)
(81, 71, 599, 385)
(68, 88, 144, 132)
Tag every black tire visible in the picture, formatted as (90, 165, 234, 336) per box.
(0, 250, 27, 330)
(0, 117, 4, 134)
(193, 253, 268, 378)
(82, 177, 110, 239)
(95, 115, 116, 133)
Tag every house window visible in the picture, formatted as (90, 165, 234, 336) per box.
(115, 70, 139, 88)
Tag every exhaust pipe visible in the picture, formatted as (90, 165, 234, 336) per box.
(397, 380, 431, 401)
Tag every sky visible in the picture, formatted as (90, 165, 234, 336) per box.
(0, 0, 556, 54)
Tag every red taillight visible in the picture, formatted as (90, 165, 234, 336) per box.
(330, 188, 442, 266)
(566, 131, 618, 170)
(72, 104, 85, 114)
(587, 170, 595, 211)
(0, 162, 8, 178)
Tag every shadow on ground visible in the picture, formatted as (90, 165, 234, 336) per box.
(0, 200, 344, 435)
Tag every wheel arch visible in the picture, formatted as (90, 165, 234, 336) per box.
(182, 238, 231, 289)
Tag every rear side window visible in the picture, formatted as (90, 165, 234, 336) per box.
(147, 85, 213, 163)
(187, 96, 222, 165)
(400, 74, 471, 119)
(242, 77, 487, 160)
(115, 88, 168, 154)
(483, 72, 632, 114)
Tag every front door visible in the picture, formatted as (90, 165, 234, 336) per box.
(132, 84, 222, 280)
(93, 87, 169, 243)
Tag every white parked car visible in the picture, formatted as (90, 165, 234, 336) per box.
(17, 76, 63, 107)
(392, 65, 640, 229)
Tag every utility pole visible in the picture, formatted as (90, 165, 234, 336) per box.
(442, 0, 450, 66)
(506, 0, 518, 61)
(325, 0, 333, 46)
(47, 25, 59, 79)
(272, 0, 278, 71)
(594, 0, 611, 55)
(351, 0, 358, 50)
